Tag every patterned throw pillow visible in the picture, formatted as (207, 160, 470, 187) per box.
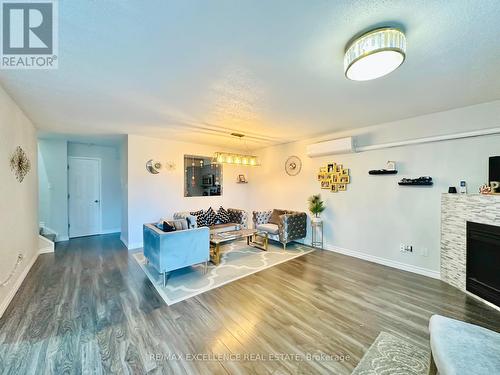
(216, 206, 231, 224)
(190, 210, 206, 227)
(205, 207, 217, 226)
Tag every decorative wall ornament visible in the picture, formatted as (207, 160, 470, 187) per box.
(10, 146, 31, 182)
(146, 159, 162, 174)
(285, 156, 302, 176)
(317, 163, 350, 193)
(237, 174, 248, 183)
(165, 161, 176, 171)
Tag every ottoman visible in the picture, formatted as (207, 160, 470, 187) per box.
(429, 315, 500, 374)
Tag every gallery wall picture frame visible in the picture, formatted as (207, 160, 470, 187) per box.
(317, 162, 351, 193)
(321, 180, 331, 189)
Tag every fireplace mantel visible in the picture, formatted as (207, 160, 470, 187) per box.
(441, 194, 500, 292)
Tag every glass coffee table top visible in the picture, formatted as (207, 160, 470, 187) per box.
(210, 229, 258, 244)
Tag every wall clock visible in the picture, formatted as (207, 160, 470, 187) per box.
(285, 156, 302, 176)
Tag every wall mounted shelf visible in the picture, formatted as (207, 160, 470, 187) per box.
(369, 170, 398, 175)
(398, 177, 433, 186)
(398, 181, 433, 186)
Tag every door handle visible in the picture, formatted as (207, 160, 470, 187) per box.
(94, 200, 100, 203)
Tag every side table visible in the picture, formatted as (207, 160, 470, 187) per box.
(311, 220, 323, 249)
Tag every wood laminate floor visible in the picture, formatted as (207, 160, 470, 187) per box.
(1, 234, 499, 374)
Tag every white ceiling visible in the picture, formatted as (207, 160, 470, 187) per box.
(1, 0, 500, 150)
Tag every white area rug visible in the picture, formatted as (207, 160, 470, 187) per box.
(132, 241, 313, 305)
(352, 332, 430, 375)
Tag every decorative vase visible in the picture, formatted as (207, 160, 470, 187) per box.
(311, 216, 322, 223)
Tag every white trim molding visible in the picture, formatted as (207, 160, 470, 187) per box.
(127, 242, 143, 250)
(0, 248, 54, 319)
(101, 228, 121, 235)
(324, 244, 441, 280)
(38, 234, 55, 254)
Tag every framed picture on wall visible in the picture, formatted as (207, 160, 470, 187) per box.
(341, 168, 349, 175)
(319, 167, 327, 173)
(338, 183, 347, 191)
(327, 163, 335, 173)
(330, 184, 338, 192)
(320, 180, 331, 189)
(340, 176, 350, 183)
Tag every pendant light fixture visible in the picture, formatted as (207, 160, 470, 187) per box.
(213, 133, 260, 166)
(344, 27, 406, 81)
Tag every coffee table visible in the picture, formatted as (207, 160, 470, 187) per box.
(210, 229, 268, 265)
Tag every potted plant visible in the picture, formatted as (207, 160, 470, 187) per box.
(308, 194, 325, 223)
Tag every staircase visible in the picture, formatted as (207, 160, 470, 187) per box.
(39, 227, 56, 242)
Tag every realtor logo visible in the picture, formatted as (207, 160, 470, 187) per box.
(1, 0, 58, 69)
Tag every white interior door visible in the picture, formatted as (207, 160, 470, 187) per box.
(68, 157, 101, 238)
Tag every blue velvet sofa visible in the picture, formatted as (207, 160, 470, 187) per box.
(143, 222, 210, 286)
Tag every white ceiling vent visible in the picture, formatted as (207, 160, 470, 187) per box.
(306, 137, 355, 157)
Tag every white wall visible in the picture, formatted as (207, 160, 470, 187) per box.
(121, 101, 500, 276)
(249, 101, 500, 277)
(125, 135, 251, 249)
(0, 85, 38, 318)
(68, 142, 122, 233)
(38, 139, 123, 240)
(120, 136, 129, 247)
(38, 139, 68, 241)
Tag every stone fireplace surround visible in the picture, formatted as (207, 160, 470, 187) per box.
(441, 194, 500, 302)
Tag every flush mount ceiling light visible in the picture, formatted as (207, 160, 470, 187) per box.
(344, 27, 406, 81)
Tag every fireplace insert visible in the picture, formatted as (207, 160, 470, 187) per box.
(466, 221, 500, 307)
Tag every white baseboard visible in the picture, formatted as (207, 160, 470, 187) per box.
(101, 228, 121, 235)
(127, 242, 143, 250)
(38, 234, 55, 254)
(0, 247, 53, 319)
(120, 236, 142, 250)
(120, 235, 128, 248)
(324, 244, 441, 280)
(38, 247, 54, 254)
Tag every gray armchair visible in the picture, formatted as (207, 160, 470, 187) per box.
(253, 209, 307, 249)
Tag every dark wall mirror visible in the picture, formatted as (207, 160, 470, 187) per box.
(184, 155, 222, 197)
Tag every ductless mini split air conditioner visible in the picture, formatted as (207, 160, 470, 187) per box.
(306, 137, 355, 157)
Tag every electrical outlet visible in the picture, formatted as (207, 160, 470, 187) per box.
(400, 244, 413, 253)
(421, 247, 429, 257)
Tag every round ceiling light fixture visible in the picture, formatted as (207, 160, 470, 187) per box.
(344, 27, 406, 81)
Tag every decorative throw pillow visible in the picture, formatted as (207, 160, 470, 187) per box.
(162, 221, 176, 232)
(268, 209, 286, 225)
(190, 210, 206, 227)
(205, 207, 217, 226)
(216, 206, 231, 224)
